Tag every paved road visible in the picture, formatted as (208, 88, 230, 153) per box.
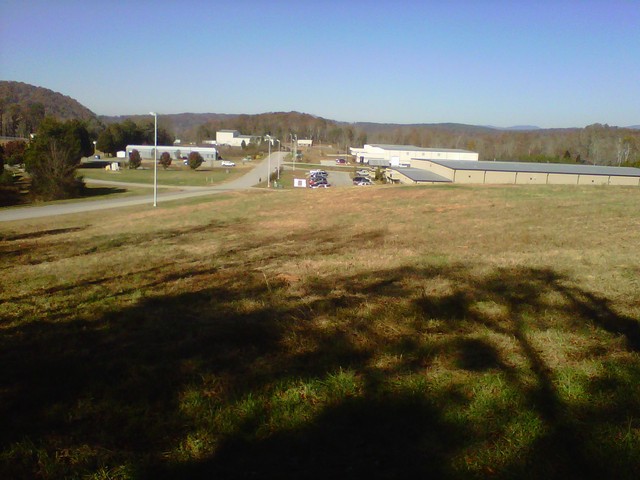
(0, 152, 287, 222)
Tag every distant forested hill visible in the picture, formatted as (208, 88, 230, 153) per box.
(0, 81, 98, 137)
(3, 81, 638, 166)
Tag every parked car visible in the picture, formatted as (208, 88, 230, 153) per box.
(221, 160, 236, 167)
(356, 169, 370, 176)
(308, 170, 328, 176)
(352, 176, 370, 184)
(310, 182, 331, 188)
(309, 178, 327, 186)
(336, 158, 347, 164)
(355, 179, 373, 186)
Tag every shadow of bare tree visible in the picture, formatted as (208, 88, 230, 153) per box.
(1, 257, 639, 478)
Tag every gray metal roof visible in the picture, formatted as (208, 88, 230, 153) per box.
(370, 144, 475, 153)
(423, 159, 640, 177)
(392, 168, 452, 183)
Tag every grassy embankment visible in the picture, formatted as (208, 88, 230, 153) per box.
(79, 164, 246, 187)
(1, 184, 639, 479)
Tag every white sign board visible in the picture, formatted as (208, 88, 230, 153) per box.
(293, 178, 307, 188)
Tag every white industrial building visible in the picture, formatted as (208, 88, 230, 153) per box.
(125, 145, 219, 167)
(350, 144, 479, 167)
(386, 159, 640, 186)
(216, 130, 259, 147)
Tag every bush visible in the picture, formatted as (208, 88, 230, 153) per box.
(24, 118, 88, 200)
(129, 149, 141, 169)
(0, 170, 14, 186)
(159, 151, 172, 169)
(188, 151, 203, 170)
(4, 140, 27, 166)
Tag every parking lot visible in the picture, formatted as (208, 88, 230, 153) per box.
(324, 170, 353, 187)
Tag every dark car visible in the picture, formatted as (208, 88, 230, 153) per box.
(310, 181, 331, 188)
(352, 176, 369, 184)
(336, 158, 347, 164)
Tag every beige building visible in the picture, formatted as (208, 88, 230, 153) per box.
(388, 159, 640, 186)
(350, 144, 479, 167)
(216, 130, 259, 147)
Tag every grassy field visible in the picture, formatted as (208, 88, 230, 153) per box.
(1, 184, 639, 479)
(79, 165, 246, 187)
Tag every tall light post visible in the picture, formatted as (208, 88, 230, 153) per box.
(150, 112, 158, 207)
(275, 139, 281, 180)
(291, 133, 297, 172)
(265, 134, 272, 188)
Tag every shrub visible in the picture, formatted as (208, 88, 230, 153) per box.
(159, 152, 172, 169)
(129, 149, 141, 169)
(4, 140, 28, 166)
(188, 151, 203, 170)
(24, 118, 88, 200)
(0, 170, 14, 186)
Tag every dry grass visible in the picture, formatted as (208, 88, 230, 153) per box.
(1, 184, 640, 479)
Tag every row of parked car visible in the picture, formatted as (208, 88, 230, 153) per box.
(308, 170, 331, 188)
(353, 169, 373, 186)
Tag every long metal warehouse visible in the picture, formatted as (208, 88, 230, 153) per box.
(406, 159, 640, 186)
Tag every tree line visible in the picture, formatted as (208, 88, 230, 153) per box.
(96, 119, 173, 156)
(364, 123, 640, 166)
(3, 111, 639, 205)
(181, 113, 640, 166)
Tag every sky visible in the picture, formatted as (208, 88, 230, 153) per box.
(1, 0, 639, 128)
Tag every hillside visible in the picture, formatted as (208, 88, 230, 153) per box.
(0, 81, 97, 122)
(2, 81, 638, 165)
(1, 185, 639, 478)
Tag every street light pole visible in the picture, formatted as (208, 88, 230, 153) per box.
(265, 135, 272, 188)
(291, 133, 297, 172)
(275, 139, 281, 180)
(150, 112, 158, 207)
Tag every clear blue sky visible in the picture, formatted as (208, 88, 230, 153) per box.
(1, 0, 638, 127)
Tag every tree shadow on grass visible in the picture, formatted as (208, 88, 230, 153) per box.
(80, 186, 128, 198)
(1, 260, 639, 478)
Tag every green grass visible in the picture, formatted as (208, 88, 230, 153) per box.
(1, 185, 640, 479)
(79, 166, 245, 187)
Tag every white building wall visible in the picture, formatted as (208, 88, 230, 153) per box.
(126, 145, 217, 161)
(216, 131, 238, 145)
(484, 171, 517, 184)
(547, 173, 579, 185)
(453, 170, 485, 183)
(515, 172, 548, 185)
(609, 176, 640, 186)
(351, 145, 478, 165)
(578, 175, 610, 185)
(415, 160, 455, 180)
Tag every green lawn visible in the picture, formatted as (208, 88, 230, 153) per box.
(1, 184, 639, 479)
(79, 166, 246, 187)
